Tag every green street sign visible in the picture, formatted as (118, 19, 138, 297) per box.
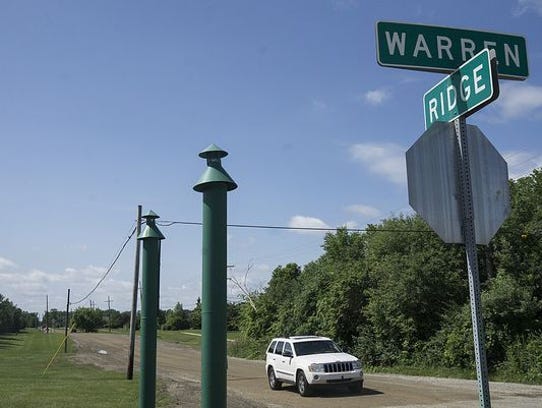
(423, 49, 499, 129)
(376, 21, 528, 80)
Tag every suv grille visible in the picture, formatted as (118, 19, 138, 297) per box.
(324, 362, 353, 373)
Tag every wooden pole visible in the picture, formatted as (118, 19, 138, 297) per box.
(46, 294, 49, 334)
(127, 205, 142, 380)
(64, 289, 70, 352)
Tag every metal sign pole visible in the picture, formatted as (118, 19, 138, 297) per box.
(454, 117, 491, 408)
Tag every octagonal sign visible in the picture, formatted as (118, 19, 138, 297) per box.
(406, 121, 510, 244)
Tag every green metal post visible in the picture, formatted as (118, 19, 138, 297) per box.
(138, 211, 165, 408)
(194, 144, 237, 408)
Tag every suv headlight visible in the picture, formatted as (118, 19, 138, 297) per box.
(308, 363, 326, 373)
(352, 360, 363, 370)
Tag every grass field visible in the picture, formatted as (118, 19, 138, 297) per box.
(0, 330, 171, 408)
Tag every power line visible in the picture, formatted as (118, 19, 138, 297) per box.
(156, 220, 433, 234)
(66, 218, 432, 307)
(70, 223, 137, 306)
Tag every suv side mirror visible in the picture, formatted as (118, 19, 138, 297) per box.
(283, 350, 293, 358)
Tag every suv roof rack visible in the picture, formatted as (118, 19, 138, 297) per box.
(289, 335, 322, 340)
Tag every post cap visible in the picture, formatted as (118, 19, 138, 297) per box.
(142, 210, 160, 220)
(193, 144, 237, 192)
(199, 144, 228, 159)
(138, 210, 165, 240)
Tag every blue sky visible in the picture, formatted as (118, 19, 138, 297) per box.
(1, 0, 541, 315)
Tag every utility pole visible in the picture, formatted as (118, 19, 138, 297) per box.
(127, 204, 143, 380)
(45, 295, 49, 334)
(64, 289, 70, 353)
(105, 296, 113, 332)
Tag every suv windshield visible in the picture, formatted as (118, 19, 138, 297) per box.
(294, 340, 341, 356)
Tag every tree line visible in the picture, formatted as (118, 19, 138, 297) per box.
(234, 169, 542, 383)
(70, 298, 242, 333)
(1, 296, 241, 336)
(3, 169, 541, 382)
(0, 294, 39, 333)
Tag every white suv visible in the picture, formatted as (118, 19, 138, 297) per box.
(265, 336, 364, 396)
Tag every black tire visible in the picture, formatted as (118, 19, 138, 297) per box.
(347, 380, 363, 394)
(296, 370, 312, 397)
(267, 367, 282, 390)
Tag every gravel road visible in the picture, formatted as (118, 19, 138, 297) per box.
(70, 333, 542, 407)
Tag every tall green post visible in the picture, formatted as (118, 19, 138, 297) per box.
(194, 144, 237, 408)
(138, 211, 165, 408)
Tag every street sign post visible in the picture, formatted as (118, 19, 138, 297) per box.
(423, 48, 499, 129)
(454, 117, 492, 408)
(376, 21, 528, 79)
(376, 20, 524, 408)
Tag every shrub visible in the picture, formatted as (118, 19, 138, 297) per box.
(72, 308, 103, 332)
(500, 334, 542, 383)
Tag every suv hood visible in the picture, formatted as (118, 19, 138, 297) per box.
(295, 352, 357, 364)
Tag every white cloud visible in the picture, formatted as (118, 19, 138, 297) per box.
(346, 204, 382, 218)
(288, 215, 331, 234)
(492, 83, 542, 121)
(364, 88, 390, 106)
(514, 0, 542, 16)
(28, 268, 67, 283)
(504, 150, 542, 179)
(0, 262, 133, 312)
(349, 142, 407, 185)
(0, 256, 17, 270)
(0, 271, 22, 284)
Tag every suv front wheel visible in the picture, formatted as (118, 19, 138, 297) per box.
(296, 370, 312, 397)
(267, 367, 282, 390)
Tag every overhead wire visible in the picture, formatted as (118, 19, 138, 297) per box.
(156, 220, 434, 234)
(67, 218, 431, 308)
(70, 222, 138, 306)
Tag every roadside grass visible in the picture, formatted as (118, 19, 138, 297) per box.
(362, 364, 542, 385)
(364, 364, 477, 380)
(157, 329, 240, 349)
(0, 330, 172, 408)
(91, 328, 240, 350)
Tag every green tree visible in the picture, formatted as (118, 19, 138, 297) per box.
(501, 333, 542, 383)
(105, 309, 124, 329)
(163, 303, 190, 330)
(72, 307, 104, 332)
(0, 294, 26, 334)
(294, 228, 371, 347)
(23, 312, 39, 329)
(0, 294, 15, 333)
(227, 302, 241, 331)
(354, 216, 466, 365)
(239, 263, 301, 338)
(119, 311, 132, 329)
(491, 169, 542, 299)
(44, 308, 65, 328)
(483, 272, 541, 365)
(157, 309, 167, 327)
(190, 298, 202, 330)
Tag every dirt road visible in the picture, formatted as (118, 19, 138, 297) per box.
(71, 333, 542, 407)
